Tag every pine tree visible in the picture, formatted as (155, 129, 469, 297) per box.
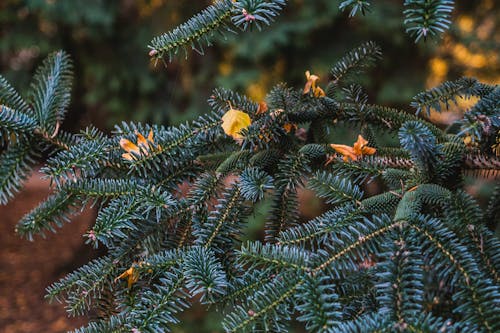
(1, 1, 499, 332)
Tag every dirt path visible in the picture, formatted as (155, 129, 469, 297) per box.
(0, 171, 96, 332)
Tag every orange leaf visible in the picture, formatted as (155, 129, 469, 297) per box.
(330, 144, 358, 162)
(119, 138, 140, 154)
(283, 123, 297, 133)
(313, 86, 326, 98)
(136, 131, 149, 149)
(256, 101, 268, 115)
(303, 70, 325, 98)
(114, 266, 139, 289)
(353, 135, 376, 156)
(121, 153, 134, 161)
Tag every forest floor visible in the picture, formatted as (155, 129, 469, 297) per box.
(0, 170, 96, 332)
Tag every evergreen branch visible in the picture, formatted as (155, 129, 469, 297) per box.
(464, 154, 500, 172)
(239, 167, 274, 202)
(1, 23, 499, 332)
(148, 0, 234, 62)
(42, 139, 110, 185)
(195, 184, 243, 248)
(216, 150, 253, 174)
(249, 148, 282, 169)
(339, 0, 372, 17)
(411, 77, 480, 116)
(329, 155, 414, 180)
(445, 191, 500, 283)
(208, 87, 258, 118)
(184, 246, 228, 304)
(0, 105, 37, 138)
(313, 214, 398, 274)
(219, 270, 271, 307)
(399, 121, 442, 175)
(407, 215, 500, 332)
(89, 197, 141, 247)
(64, 178, 143, 197)
(330, 41, 382, 84)
(308, 170, 364, 206)
(484, 183, 500, 227)
(295, 274, 342, 332)
(232, 0, 287, 31)
(332, 313, 390, 332)
(264, 151, 311, 241)
(278, 203, 359, 247)
(0, 138, 41, 205)
(376, 230, 424, 326)
(457, 86, 500, 141)
(46, 256, 117, 316)
(403, 0, 454, 42)
(0, 75, 31, 115)
(72, 315, 128, 333)
(128, 269, 190, 332)
(16, 190, 79, 240)
(351, 104, 445, 140)
(382, 168, 412, 189)
(265, 186, 298, 242)
(118, 115, 223, 175)
(28, 50, 73, 133)
(360, 191, 402, 215)
(238, 242, 312, 272)
(35, 128, 78, 151)
(222, 274, 300, 332)
(188, 171, 223, 207)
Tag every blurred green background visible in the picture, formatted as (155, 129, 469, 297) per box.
(1, 0, 498, 131)
(0, 0, 498, 332)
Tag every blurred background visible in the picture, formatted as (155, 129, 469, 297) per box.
(0, 0, 498, 332)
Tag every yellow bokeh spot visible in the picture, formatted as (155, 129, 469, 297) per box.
(457, 15, 474, 34)
(453, 44, 488, 69)
(246, 83, 267, 102)
(427, 57, 449, 88)
(219, 62, 233, 76)
(430, 58, 449, 78)
(138, 0, 166, 18)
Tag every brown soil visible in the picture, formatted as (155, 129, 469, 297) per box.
(0, 170, 97, 332)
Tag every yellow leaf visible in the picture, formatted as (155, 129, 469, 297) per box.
(222, 108, 252, 139)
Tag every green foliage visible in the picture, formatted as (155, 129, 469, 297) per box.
(329, 41, 382, 85)
(1, 3, 499, 333)
(411, 77, 480, 115)
(339, 0, 456, 42)
(148, 0, 287, 63)
(295, 274, 341, 332)
(29, 50, 73, 133)
(339, 0, 372, 17)
(403, 0, 454, 42)
(0, 50, 72, 204)
(232, 0, 287, 31)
